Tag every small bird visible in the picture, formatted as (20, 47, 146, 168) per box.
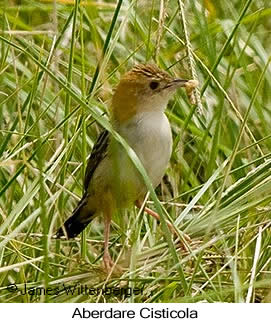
(56, 63, 190, 272)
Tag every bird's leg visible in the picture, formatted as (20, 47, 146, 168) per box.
(135, 199, 174, 231)
(135, 200, 191, 251)
(103, 212, 114, 272)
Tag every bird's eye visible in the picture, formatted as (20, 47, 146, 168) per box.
(149, 81, 159, 90)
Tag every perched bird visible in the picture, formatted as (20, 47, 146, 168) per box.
(56, 63, 190, 272)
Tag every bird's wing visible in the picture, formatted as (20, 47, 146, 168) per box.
(83, 129, 109, 192)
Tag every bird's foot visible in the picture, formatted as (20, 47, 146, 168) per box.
(165, 221, 192, 252)
(103, 252, 114, 272)
(103, 252, 122, 275)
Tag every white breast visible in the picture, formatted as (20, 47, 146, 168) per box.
(118, 111, 172, 188)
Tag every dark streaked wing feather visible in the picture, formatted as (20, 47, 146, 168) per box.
(83, 130, 109, 192)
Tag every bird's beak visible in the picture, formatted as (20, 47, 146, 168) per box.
(164, 78, 189, 89)
(172, 78, 189, 87)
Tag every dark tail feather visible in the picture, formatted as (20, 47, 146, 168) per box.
(55, 196, 94, 239)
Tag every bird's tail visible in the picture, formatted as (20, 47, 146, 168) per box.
(55, 195, 94, 239)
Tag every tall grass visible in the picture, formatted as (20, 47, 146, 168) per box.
(0, 0, 271, 303)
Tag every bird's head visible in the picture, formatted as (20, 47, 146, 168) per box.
(111, 64, 188, 123)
